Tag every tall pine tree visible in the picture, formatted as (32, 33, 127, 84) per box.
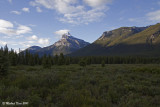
(58, 53, 65, 65)
(0, 45, 9, 75)
(42, 55, 52, 69)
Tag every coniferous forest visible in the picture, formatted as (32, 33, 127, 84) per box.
(0, 45, 160, 106)
(1, 45, 160, 69)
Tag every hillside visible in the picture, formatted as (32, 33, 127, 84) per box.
(69, 23, 160, 56)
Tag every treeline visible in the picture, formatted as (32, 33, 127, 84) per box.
(1, 45, 160, 71)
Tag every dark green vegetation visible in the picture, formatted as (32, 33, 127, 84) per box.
(70, 23, 160, 56)
(0, 64, 160, 107)
(3, 45, 160, 70)
(1, 45, 160, 106)
(0, 45, 9, 75)
(101, 60, 105, 67)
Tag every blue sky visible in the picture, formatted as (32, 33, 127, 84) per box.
(0, 0, 160, 52)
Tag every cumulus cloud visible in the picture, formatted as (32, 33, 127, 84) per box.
(27, 35, 38, 40)
(60, 7, 107, 24)
(0, 40, 7, 46)
(11, 11, 21, 15)
(147, 10, 160, 22)
(0, 19, 32, 36)
(83, 0, 112, 7)
(28, 41, 35, 44)
(30, 0, 81, 14)
(0, 19, 13, 28)
(5, 35, 50, 50)
(0, 19, 16, 35)
(55, 29, 70, 35)
(54, 29, 70, 39)
(26, 35, 50, 46)
(22, 8, 30, 12)
(0, 19, 49, 48)
(0, 28, 16, 36)
(31, 35, 38, 40)
(38, 38, 49, 45)
(16, 25, 32, 35)
(36, 7, 42, 12)
(30, 0, 112, 24)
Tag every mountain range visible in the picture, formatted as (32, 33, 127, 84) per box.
(25, 23, 160, 57)
(25, 32, 90, 56)
(70, 23, 160, 56)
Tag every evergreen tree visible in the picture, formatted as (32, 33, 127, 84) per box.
(54, 54, 59, 65)
(43, 55, 52, 69)
(25, 50, 30, 65)
(0, 45, 9, 75)
(58, 53, 65, 65)
(86, 57, 91, 65)
(29, 55, 35, 66)
(65, 57, 70, 65)
(9, 49, 17, 66)
(48, 55, 54, 65)
(34, 54, 40, 65)
(101, 60, 105, 67)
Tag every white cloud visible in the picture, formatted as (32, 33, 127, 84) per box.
(11, 11, 21, 15)
(54, 29, 70, 39)
(30, 0, 80, 14)
(60, 7, 107, 24)
(0, 19, 13, 28)
(1, 35, 50, 51)
(36, 7, 42, 12)
(0, 28, 17, 36)
(28, 41, 35, 44)
(6, 34, 50, 49)
(0, 19, 32, 36)
(147, 10, 160, 22)
(38, 38, 49, 45)
(27, 35, 38, 40)
(83, 0, 112, 7)
(22, 8, 30, 12)
(25, 36, 50, 47)
(0, 19, 16, 36)
(25, 44, 31, 48)
(0, 40, 7, 46)
(55, 29, 70, 36)
(30, 0, 112, 24)
(25, 35, 50, 47)
(16, 25, 32, 35)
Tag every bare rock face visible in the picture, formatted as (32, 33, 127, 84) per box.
(25, 32, 90, 56)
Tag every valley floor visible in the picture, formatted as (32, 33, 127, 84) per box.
(1, 64, 160, 107)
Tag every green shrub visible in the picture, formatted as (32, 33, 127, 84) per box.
(79, 59, 86, 67)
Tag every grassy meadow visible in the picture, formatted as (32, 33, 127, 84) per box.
(1, 64, 160, 107)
